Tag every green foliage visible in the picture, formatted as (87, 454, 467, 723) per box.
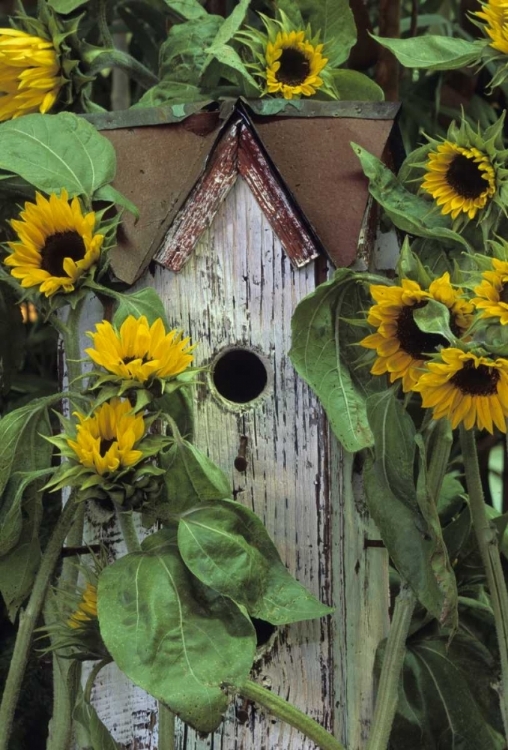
(97, 528, 257, 733)
(372, 34, 483, 71)
(300, 0, 357, 67)
(73, 699, 120, 750)
(112, 287, 170, 328)
(289, 269, 376, 452)
(0, 114, 116, 200)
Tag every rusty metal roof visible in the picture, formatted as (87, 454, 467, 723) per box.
(88, 99, 399, 284)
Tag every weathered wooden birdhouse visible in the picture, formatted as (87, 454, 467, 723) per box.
(82, 99, 399, 750)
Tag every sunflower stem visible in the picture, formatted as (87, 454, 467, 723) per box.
(86, 49, 158, 90)
(84, 658, 111, 704)
(62, 299, 86, 391)
(158, 703, 175, 750)
(365, 583, 415, 750)
(460, 424, 508, 740)
(0, 498, 78, 750)
(237, 680, 345, 750)
(426, 418, 453, 502)
(117, 509, 141, 553)
(96, 0, 114, 48)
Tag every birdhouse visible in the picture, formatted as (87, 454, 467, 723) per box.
(80, 99, 399, 750)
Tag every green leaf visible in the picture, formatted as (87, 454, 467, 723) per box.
(351, 144, 472, 251)
(93, 184, 139, 220)
(160, 438, 231, 516)
(178, 500, 332, 624)
(134, 81, 205, 108)
(153, 388, 194, 441)
(97, 529, 256, 732)
(203, 45, 259, 89)
(366, 390, 418, 512)
(275, 0, 303, 27)
(0, 393, 61, 499)
(159, 16, 222, 83)
(74, 699, 120, 750)
(331, 70, 384, 102)
(162, 0, 208, 20)
(112, 288, 169, 327)
(206, 0, 250, 49)
(0, 113, 116, 199)
(388, 633, 505, 749)
(0, 468, 55, 557)
(289, 271, 374, 452)
(364, 393, 457, 625)
(47, 0, 87, 11)
(302, 0, 357, 67)
(413, 299, 456, 343)
(372, 34, 483, 71)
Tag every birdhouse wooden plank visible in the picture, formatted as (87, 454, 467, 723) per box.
(80, 100, 398, 750)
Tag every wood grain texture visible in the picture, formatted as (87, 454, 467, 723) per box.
(77, 178, 389, 749)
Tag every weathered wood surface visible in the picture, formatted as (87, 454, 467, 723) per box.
(79, 177, 390, 749)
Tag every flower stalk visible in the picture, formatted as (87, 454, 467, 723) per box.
(85, 49, 158, 90)
(0, 498, 78, 750)
(365, 583, 416, 750)
(460, 424, 508, 739)
(237, 680, 346, 750)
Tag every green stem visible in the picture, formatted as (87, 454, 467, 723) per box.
(460, 425, 508, 739)
(84, 658, 111, 704)
(45, 593, 73, 750)
(117, 510, 141, 553)
(96, 0, 114, 47)
(62, 300, 86, 390)
(426, 418, 453, 502)
(87, 49, 158, 90)
(365, 584, 415, 750)
(238, 680, 346, 750)
(158, 703, 175, 750)
(0, 500, 78, 750)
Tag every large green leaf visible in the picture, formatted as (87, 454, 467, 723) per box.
(178, 500, 332, 624)
(387, 633, 505, 749)
(159, 438, 231, 516)
(372, 34, 483, 71)
(0, 468, 54, 557)
(0, 392, 61, 499)
(97, 529, 256, 732)
(364, 392, 456, 625)
(162, 0, 208, 19)
(352, 144, 472, 251)
(159, 16, 222, 83)
(289, 271, 374, 452)
(47, 0, 87, 11)
(301, 0, 357, 67)
(0, 113, 116, 198)
(332, 70, 384, 102)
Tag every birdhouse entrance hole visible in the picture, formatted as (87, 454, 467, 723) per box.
(212, 347, 269, 405)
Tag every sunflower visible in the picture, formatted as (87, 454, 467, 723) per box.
(412, 348, 508, 433)
(0, 29, 63, 121)
(421, 141, 496, 221)
(85, 315, 195, 385)
(67, 399, 145, 477)
(475, 0, 508, 55)
(4, 190, 104, 297)
(236, 11, 337, 100)
(360, 275, 474, 392)
(68, 582, 98, 629)
(265, 30, 327, 99)
(472, 258, 508, 324)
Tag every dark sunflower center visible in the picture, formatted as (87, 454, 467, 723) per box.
(40, 231, 86, 277)
(446, 154, 487, 199)
(500, 284, 508, 304)
(123, 355, 151, 365)
(277, 47, 310, 85)
(396, 302, 449, 359)
(450, 360, 500, 396)
(99, 438, 115, 456)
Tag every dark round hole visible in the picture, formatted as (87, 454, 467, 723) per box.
(251, 617, 277, 647)
(213, 349, 268, 404)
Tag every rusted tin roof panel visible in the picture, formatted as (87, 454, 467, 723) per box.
(104, 114, 222, 284)
(251, 115, 395, 267)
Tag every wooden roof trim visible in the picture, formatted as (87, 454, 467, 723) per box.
(155, 119, 239, 272)
(155, 115, 320, 272)
(238, 126, 319, 268)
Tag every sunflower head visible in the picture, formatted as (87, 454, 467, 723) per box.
(412, 348, 508, 434)
(474, 1, 508, 56)
(4, 189, 105, 301)
(45, 398, 168, 508)
(359, 275, 473, 392)
(472, 257, 508, 325)
(0, 6, 92, 121)
(417, 114, 508, 226)
(236, 11, 337, 100)
(85, 315, 196, 397)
